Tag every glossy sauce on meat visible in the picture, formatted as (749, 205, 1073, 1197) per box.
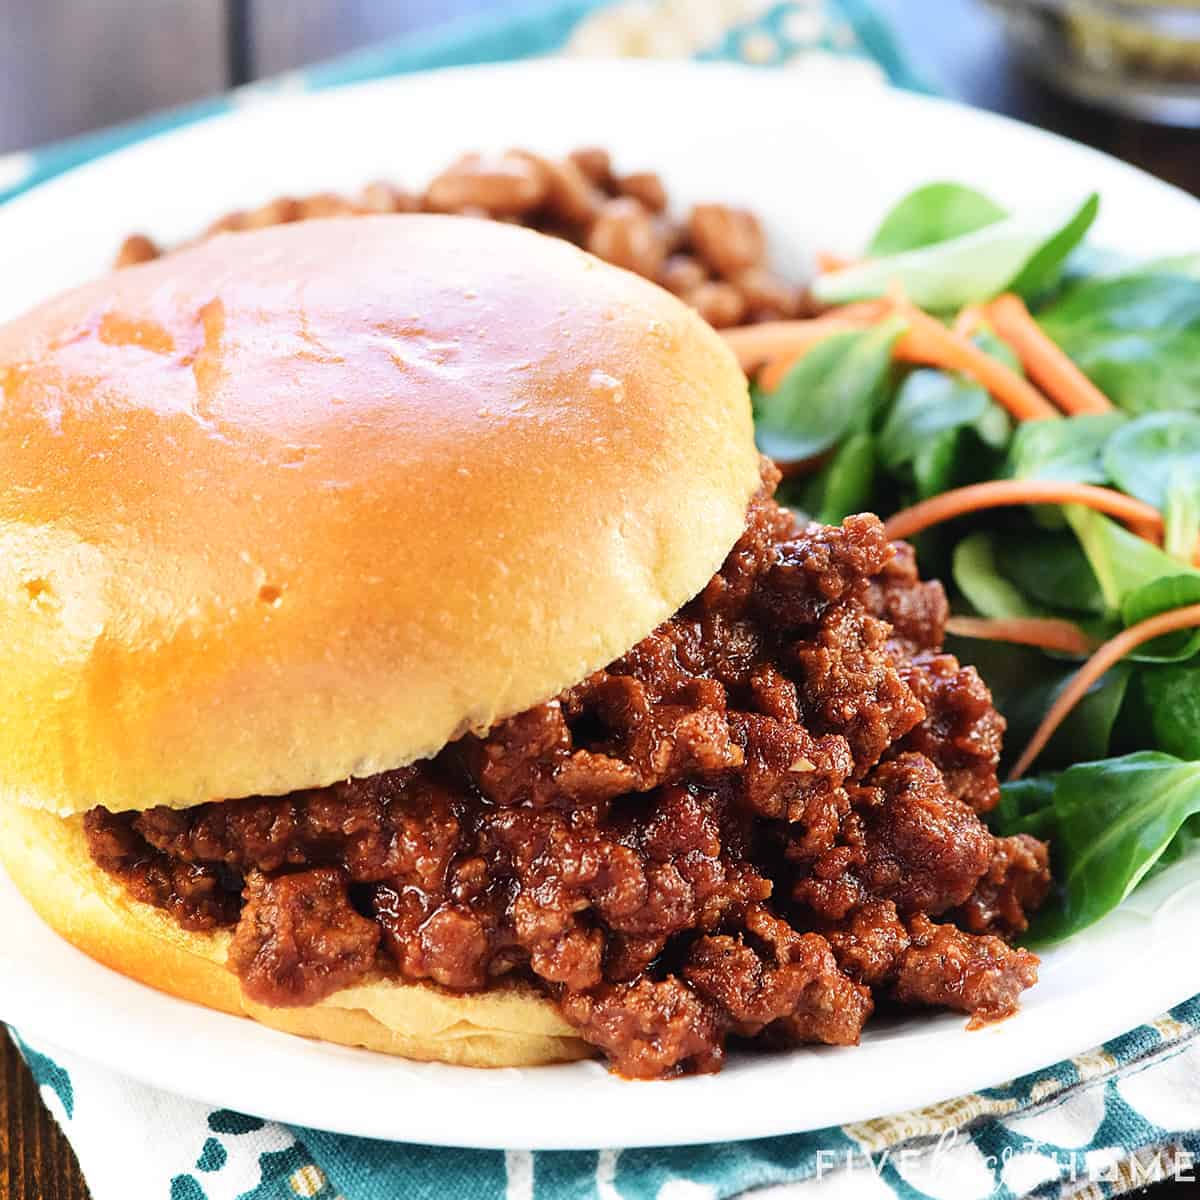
(85, 464, 1049, 1078)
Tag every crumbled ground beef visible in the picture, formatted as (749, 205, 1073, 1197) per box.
(85, 807, 240, 930)
(954, 834, 1052, 938)
(895, 654, 1005, 815)
(228, 869, 381, 1007)
(894, 914, 1039, 1021)
(865, 541, 949, 659)
(84, 461, 1046, 1078)
(856, 753, 995, 916)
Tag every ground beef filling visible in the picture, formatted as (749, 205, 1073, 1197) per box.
(84, 465, 1050, 1078)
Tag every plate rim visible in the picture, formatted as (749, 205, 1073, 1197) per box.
(3, 57, 1200, 1150)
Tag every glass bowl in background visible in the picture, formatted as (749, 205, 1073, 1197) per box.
(986, 0, 1200, 123)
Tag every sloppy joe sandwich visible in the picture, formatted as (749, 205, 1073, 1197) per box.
(0, 215, 1049, 1077)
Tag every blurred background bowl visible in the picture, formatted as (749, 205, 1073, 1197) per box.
(986, 0, 1200, 124)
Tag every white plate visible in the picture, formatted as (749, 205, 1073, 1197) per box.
(3, 59, 1200, 1151)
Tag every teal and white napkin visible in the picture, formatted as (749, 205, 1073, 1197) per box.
(5, 3, 1200, 1197)
(15, 998, 1200, 1199)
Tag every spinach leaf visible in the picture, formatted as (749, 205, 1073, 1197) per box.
(877, 369, 989, 469)
(1038, 269, 1200, 414)
(913, 427, 970, 500)
(813, 194, 1099, 312)
(975, 399, 1015, 450)
(1016, 752, 1200, 943)
(953, 532, 1042, 619)
(754, 317, 906, 463)
(806, 433, 877, 525)
(1155, 813, 1200, 873)
(1006, 412, 1126, 483)
(1103, 412, 1200, 508)
(875, 364, 1009, 501)
(1065, 507, 1200, 614)
(1058, 331, 1200, 415)
(1123, 573, 1200, 626)
(1134, 665, 1200, 760)
(867, 183, 1007, 256)
(1165, 473, 1200, 564)
(1004, 664, 1132, 771)
(994, 530, 1106, 615)
(1039, 270, 1200, 333)
(991, 774, 1059, 842)
(1009, 193, 1102, 299)
(1120, 574, 1200, 663)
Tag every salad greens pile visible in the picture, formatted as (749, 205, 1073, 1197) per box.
(754, 182, 1200, 944)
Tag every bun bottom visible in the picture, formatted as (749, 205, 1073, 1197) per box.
(0, 804, 591, 1068)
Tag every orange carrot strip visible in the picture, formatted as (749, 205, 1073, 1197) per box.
(882, 480, 1164, 543)
(825, 300, 894, 322)
(723, 307, 889, 373)
(891, 301, 1060, 421)
(758, 354, 804, 394)
(986, 293, 1113, 415)
(952, 305, 986, 338)
(728, 295, 1060, 419)
(816, 251, 857, 273)
(944, 616, 1095, 655)
(1009, 603, 1200, 781)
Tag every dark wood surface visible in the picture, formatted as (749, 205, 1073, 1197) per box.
(2, 1031, 89, 1200)
(4, 2, 1200, 1197)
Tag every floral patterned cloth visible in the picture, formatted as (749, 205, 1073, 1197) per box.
(4, 2, 1200, 1197)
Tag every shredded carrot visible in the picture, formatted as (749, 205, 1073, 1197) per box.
(757, 354, 803, 394)
(826, 300, 894, 323)
(890, 301, 1060, 421)
(816, 251, 857, 273)
(1010, 603, 1200, 780)
(882, 480, 1164, 543)
(723, 306, 890, 373)
(944, 616, 1095, 655)
(951, 305, 986, 339)
(726, 300, 1060, 421)
(986, 293, 1112, 416)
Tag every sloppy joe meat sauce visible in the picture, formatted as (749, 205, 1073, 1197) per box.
(85, 465, 1050, 1078)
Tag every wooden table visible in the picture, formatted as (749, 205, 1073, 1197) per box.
(2, 1034, 88, 1200)
(4, 2, 1200, 1196)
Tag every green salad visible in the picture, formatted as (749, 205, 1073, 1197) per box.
(740, 181, 1200, 946)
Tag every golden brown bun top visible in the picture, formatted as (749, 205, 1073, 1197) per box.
(0, 215, 758, 814)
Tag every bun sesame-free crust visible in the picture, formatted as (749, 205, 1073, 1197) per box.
(0, 215, 758, 815)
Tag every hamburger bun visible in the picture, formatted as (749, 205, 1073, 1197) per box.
(0, 214, 758, 816)
(0, 215, 758, 1068)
